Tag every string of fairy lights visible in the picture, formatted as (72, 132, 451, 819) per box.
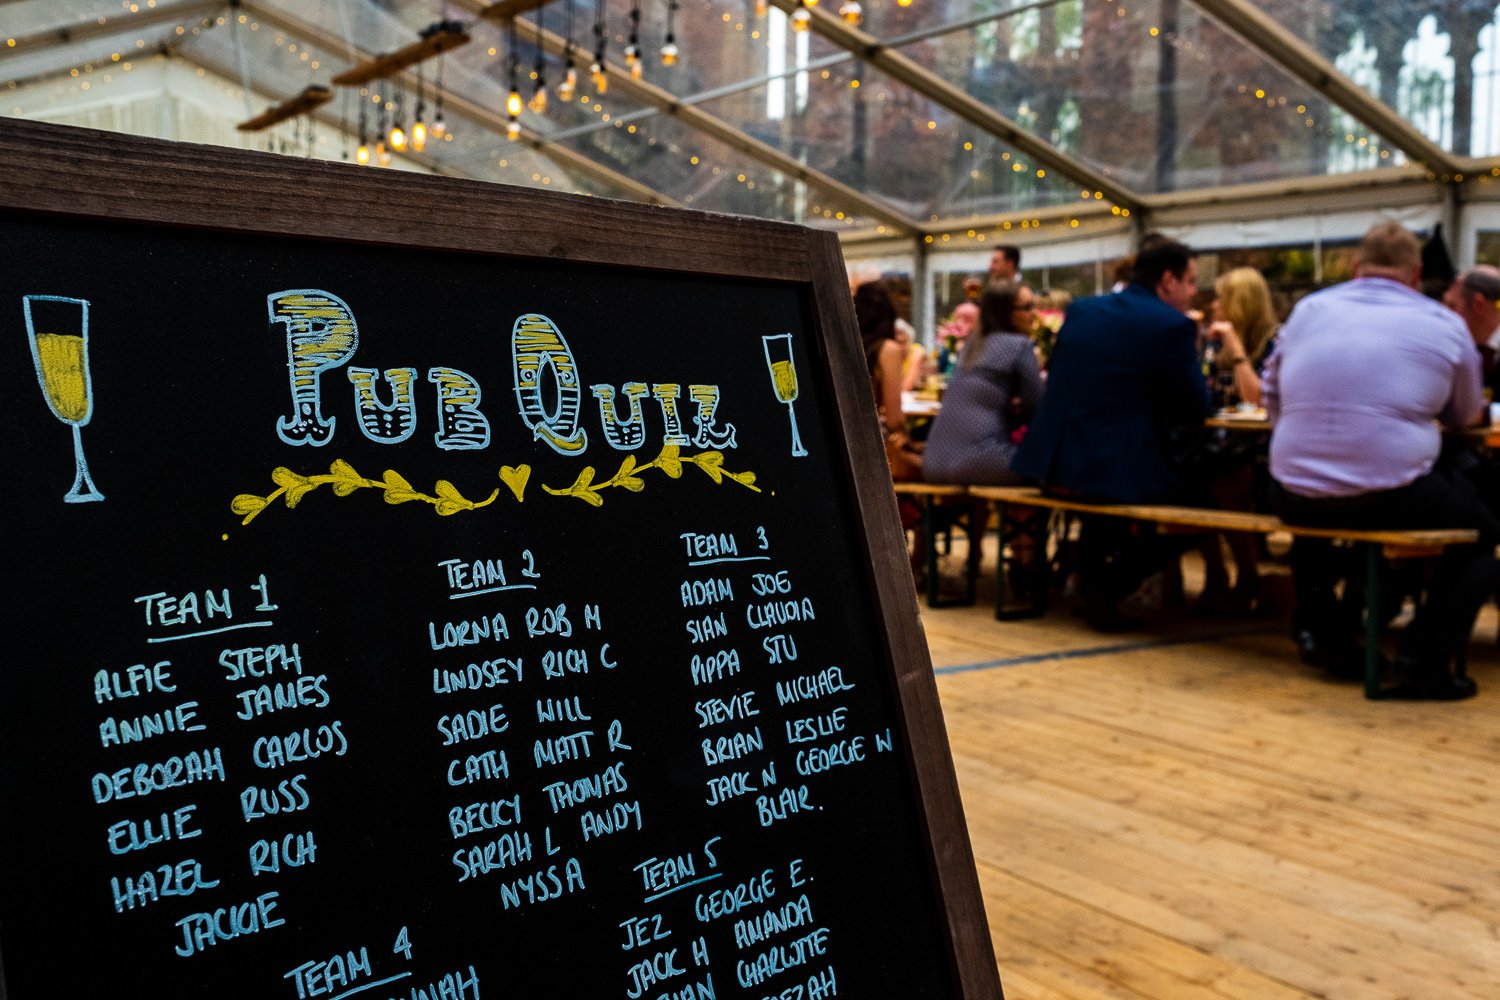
(5, 0, 1484, 240)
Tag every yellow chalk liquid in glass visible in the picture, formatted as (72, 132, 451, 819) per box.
(769, 359, 798, 403)
(33, 333, 90, 423)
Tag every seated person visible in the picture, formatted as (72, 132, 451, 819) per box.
(923, 282, 1044, 485)
(1196, 266, 1280, 613)
(895, 317, 933, 393)
(1265, 222, 1496, 699)
(1011, 234, 1210, 630)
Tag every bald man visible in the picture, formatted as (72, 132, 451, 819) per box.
(1444, 265, 1500, 392)
(1265, 222, 1495, 698)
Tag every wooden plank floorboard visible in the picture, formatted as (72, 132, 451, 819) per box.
(972, 792, 1495, 999)
(978, 862, 1315, 1000)
(923, 594, 1500, 1000)
(958, 719, 1500, 921)
(1002, 680, 1500, 838)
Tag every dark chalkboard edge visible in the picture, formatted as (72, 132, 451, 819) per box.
(805, 232, 1004, 999)
(0, 119, 813, 282)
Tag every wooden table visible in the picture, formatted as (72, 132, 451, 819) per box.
(1206, 412, 1500, 445)
(902, 391, 942, 419)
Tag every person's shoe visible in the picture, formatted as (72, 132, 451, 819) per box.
(1079, 604, 1144, 633)
(1383, 655, 1479, 701)
(1292, 628, 1385, 681)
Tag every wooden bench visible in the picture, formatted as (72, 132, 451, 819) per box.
(893, 482, 984, 608)
(965, 485, 1479, 699)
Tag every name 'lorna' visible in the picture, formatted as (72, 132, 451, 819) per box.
(267, 291, 739, 457)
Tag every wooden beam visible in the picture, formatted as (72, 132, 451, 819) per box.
(476, 0, 549, 20)
(329, 23, 470, 87)
(236, 84, 334, 131)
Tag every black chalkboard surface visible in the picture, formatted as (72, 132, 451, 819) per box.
(0, 121, 1000, 1000)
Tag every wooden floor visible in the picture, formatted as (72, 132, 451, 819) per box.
(921, 559, 1500, 1000)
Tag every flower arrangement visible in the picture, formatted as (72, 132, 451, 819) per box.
(1031, 307, 1064, 365)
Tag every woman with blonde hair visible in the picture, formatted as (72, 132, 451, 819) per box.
(1197, 266, 1279, 613)
(1208, 266, 1278, 405)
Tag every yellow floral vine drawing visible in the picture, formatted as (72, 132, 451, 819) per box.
(231, 445, 759, 525)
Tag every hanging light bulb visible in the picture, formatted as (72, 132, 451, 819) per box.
(411, 65, 428, 152)
(791, 5, 811, 30)
(376, 140, 390, 167)
(557, 0, 577, 105)
(626, 0, 642, 79)
(661, 0, 679, 67)
(896, 0, 913, 6)
(839, 0, 862, 24)
(431, 111, 446, 138)
(529, 8, 547, 114)
(388, 88, 406, 152)
(804, 0, 819, 6)
(591, 0, 608, 94)
(356, 106, 370, 164)
(507, 117, 521, 140)
(755, 0, 768, 16)
(507, 87, 523, 117)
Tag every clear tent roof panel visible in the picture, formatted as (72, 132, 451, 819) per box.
(0, 20, 191, 88)
(900, 0, 1406, 196)
(691, 61, 1082, 219)
(4, 0, 1492, 223)
(444, 137, 619, 197)
(843, 0, 1022, 41)
(1243, 0, 1500, 158)
(177, 17, 581, 193)
(179, 13, 347, 106)
(535, 0, 854, 100)
(551, 104, 873, 227)
(1, 0, 179, 39)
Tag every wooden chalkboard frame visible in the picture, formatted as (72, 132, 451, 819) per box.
(0, 118, 1001, 999)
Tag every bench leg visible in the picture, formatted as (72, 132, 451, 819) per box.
(1363, 543, 1384, 700)
(923, 497, 976, 608)
(923, 496, 941, 606)
(995, 505, 1048, 620)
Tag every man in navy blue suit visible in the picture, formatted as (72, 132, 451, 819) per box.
(1012, 234, 1210, 630)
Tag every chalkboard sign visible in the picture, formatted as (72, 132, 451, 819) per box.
(0, 120, 1000, 1000)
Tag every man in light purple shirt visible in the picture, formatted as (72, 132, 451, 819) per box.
(1263, 222, 1498, 699)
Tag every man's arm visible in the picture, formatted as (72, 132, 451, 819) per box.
(1262, 340, 1281, 424)
(1440, 337, 1486, 429)
(1162, 316, 1211, 423)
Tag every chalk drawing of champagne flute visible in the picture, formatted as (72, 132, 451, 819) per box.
(24, 295, 105, 502)
(762, 333, 807, 458)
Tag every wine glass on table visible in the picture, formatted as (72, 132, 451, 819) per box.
(24, 295, 105, 502)
(762, 333, 808, 458)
